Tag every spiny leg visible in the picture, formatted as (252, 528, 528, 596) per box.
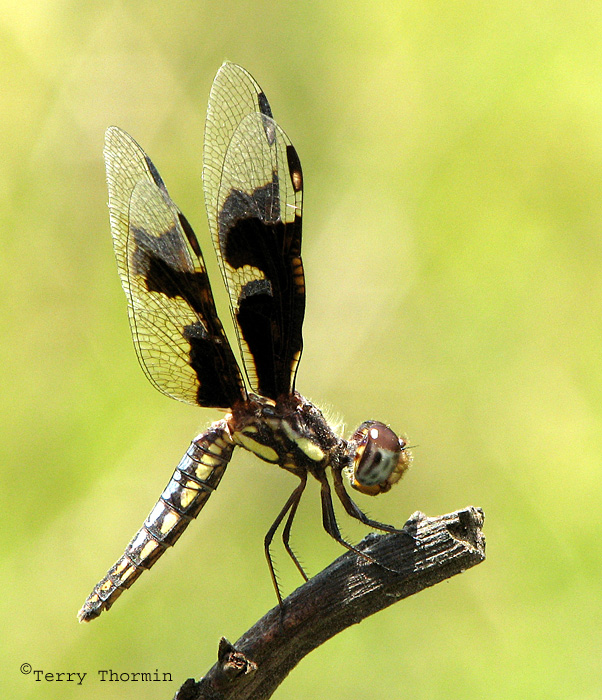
(318, 476, 390, 570)
(264, 473, 308, 606)
(332, 467, 417, 545)
(332, 467, 400, 532)
(281, 473, 309, 583)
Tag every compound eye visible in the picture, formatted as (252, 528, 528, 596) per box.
(353, 422, 402, 488)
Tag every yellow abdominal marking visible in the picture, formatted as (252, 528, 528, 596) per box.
(234, 431, 279, 462)
(140, 540, 159, 561)
(113, 559, 129, 576)
(160, 510, 179, 534)
(208, 439, 227, 453)
(195, 463, 214, 480)
(179, 486, 198, 509)
(201, 454, 222, 467)
(118, 564, 137, 583)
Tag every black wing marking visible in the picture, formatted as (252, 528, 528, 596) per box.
(105, 126, 244, 408)
(203, 62, 305, 401)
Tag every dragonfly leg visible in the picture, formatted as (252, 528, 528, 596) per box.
(264, 473, 308, 606)
(331, 466, 406, 534)
(281, 473, 309, 582)
(319, 477, 377, 563)
(319, 475, 407, 572)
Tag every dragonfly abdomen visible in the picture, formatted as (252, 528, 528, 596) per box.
(78, 420, 234, 622)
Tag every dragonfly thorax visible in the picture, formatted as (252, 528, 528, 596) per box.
(227, 393, 411, 496)
(228, 392, 342, 476)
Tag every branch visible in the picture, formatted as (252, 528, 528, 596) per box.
(174, 506, 485, 700)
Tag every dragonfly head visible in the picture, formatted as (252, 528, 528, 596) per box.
(344, 421, 411, 495)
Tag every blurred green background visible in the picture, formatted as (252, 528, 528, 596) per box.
(2, 2, 601, 698)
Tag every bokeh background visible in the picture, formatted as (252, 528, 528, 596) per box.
(2, 2, 601, 699)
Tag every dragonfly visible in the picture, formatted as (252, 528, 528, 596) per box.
(78, 62, 411, 622)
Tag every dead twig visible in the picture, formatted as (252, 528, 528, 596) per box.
(174, 506, 485, 700)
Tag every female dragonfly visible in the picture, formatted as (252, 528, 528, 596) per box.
(79, 63, 411, 622)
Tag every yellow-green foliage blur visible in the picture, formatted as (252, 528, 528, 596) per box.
(1, 3, 601, 699)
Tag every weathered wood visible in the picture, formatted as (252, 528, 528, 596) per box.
(173, 506, 485, 700)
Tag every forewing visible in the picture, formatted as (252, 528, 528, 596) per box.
(203, 63, 305, 400)
(105, 126, 244, 408)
